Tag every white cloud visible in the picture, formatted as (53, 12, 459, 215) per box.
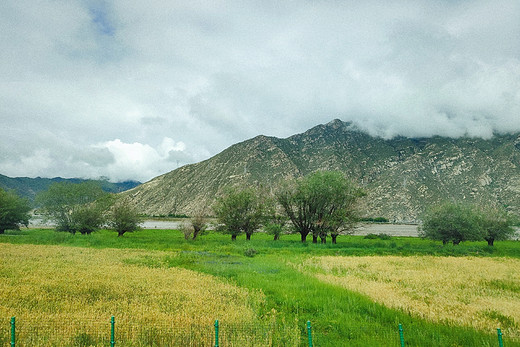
(1, 0, 519, 181)
(95, 138, 187, 182)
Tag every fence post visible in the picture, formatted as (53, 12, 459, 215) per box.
(307, 321, 313, 347)
(398, 324, 405, 347)
(10, 317, 15, 347)
(110, 316, 115, 347)
(497, 328, 504, 347)
(214, 319, 219, 347)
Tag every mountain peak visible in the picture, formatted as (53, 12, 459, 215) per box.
(123, 120, 520, 222)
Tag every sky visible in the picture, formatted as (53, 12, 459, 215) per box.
(1, 1, 519, 182)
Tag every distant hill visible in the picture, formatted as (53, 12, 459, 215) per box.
(0, 174, 140, 203)
(123, 119, 520, 222)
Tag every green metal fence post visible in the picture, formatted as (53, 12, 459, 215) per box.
(497, 328, 504, 347)
(214, 319, 219, 347)
(110, 316, 115, 347)
(398, 324, 405, 347)
(10, 317, 15, 347)
(307, 321, 313, 347)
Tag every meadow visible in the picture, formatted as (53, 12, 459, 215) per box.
(1, 227, 519, 346)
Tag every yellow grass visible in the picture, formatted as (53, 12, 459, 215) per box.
(0, 244, 265, 346)
(298, 255, 520, 337)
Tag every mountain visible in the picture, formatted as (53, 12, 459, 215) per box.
(122, 119, 520, 222)
(0, 175, 141, 203)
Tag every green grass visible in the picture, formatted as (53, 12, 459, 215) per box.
(2, 228, 520, 346)
(3, 228, 520, 258)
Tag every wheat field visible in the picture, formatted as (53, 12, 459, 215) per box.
(0, 243, 269, 346)
(298, 255, 520, 338)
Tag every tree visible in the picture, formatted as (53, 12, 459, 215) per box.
(107, 199, 143, 237)
(36, 181, 108, 233)
(478, 206, 516, 246)
(420, 202, 484, 245)
(0, 188, 31, 234)
(69, 204, 106, 235)
(181, 212, 208, 240)
(190, 213, 208, 240)
(263, 197, 287, 241)
(213, 187, 264, 241)
(277, 171, 365, 243)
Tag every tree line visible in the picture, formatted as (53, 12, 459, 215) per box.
(0, 181, 142, 236)
(214, 170, 366, 243)
(420, 201, 516, 246)
(0, 170, 517, 245)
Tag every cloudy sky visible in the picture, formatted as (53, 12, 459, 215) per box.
(1, 1, 519, 182)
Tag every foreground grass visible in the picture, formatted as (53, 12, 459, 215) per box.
(1, 228, 520, 346)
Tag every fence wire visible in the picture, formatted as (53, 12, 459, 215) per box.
(1, 317, 301, 347)
(2, 317, 519, 346)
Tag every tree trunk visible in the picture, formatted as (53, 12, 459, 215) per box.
(453, 240, 460, 245)
(231, 234, 237, 241)
(246, 233, 251, 241)
(301, 233, 307, 243)
(0, 229, 4, 234)
(118, 231, 125, 237)
(312, 235, 318, 243)
(487, 238, 494, 246)
(320, 236, 326, 244)
(331, 234, 337, 244)
(273, 234, 279, 241)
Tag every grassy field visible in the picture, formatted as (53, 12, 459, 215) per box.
(1, 228, 519, 346)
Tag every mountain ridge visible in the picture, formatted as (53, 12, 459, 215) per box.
(122, 119, 520, 222)
(0, 174, 141, 203)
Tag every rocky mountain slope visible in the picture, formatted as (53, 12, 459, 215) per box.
(123, 119, 520, 222)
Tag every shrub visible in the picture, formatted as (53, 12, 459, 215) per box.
(244, 248, 257, 257)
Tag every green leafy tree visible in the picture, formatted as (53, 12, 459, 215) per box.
(0, 188, 31, 234)
(213, 187, 264, 241)
(277, 171, 365, 243)
(420, 202, 484, 245)
(478, 206, 516, 246)
(36, 181, 108, 234)
(263, 197, 287, 241)
(69, 204, 105, 235)
(107, 199, 143, 237)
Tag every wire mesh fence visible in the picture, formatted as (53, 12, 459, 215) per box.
(2, 317, 519, 346)
(0, 317, 301, 347)
(309, 323, 520, 347)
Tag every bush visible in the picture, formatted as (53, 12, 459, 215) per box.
(364, 233, 391, 240)
(361, 217, 389, 223)
(244, 248, 257, 257)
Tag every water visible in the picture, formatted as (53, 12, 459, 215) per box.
(29, 217, 419, 236)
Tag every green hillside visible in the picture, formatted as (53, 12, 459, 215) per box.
(0, 174, 140, 203)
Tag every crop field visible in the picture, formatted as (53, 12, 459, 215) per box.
(1, 228, 520, 346)
(0, 243, 296, 346)
(298, 256, 520, 338)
